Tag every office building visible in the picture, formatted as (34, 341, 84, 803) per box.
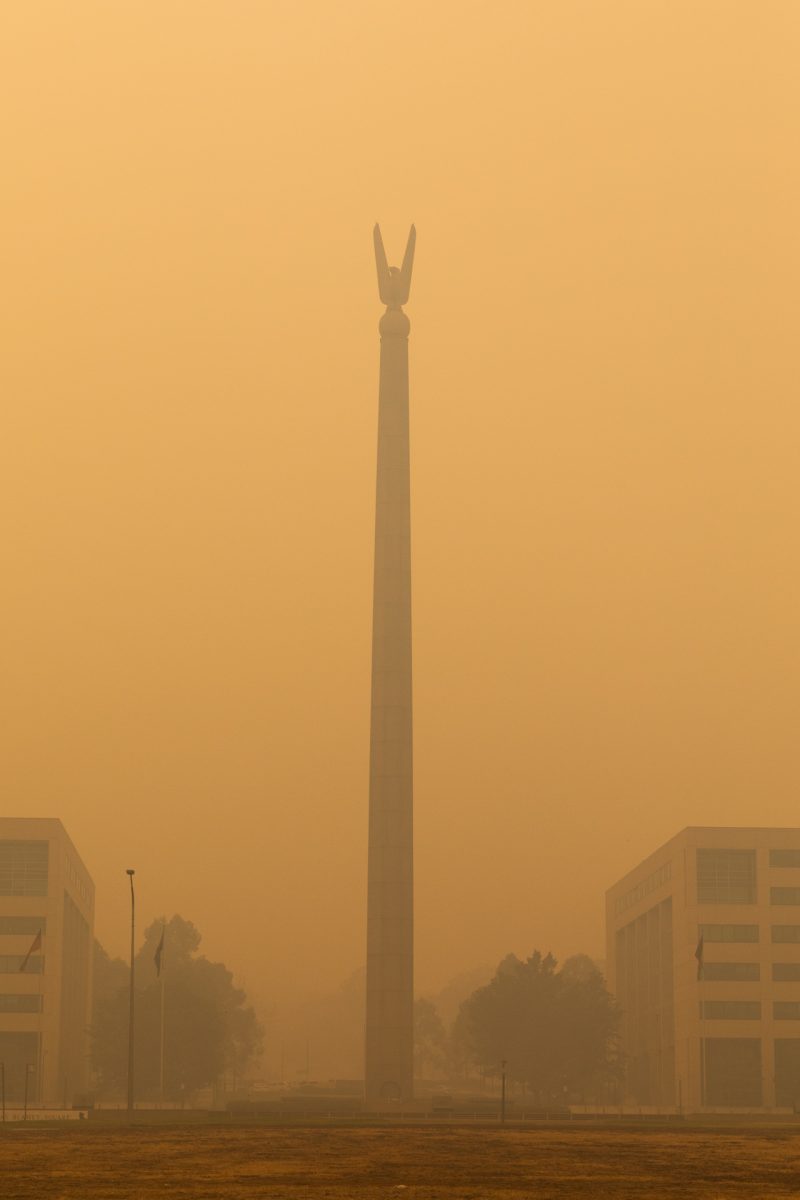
(607, 827, 800, 1110)
(0, 818, 94, 1106)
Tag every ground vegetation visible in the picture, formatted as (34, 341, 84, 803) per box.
(1, 1123, 799, 1199)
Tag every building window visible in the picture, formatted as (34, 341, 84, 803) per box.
(771, 888, 800, 906)
(772, 926, 800, 944)
(699, 924, 759, 943)
(0, 917, 46, 935)
(0, 994, 42, 1013)
(704, 1038, 762, 1107)
(701, 962, 760, 982)
(775, 1040, 800, 1107)
(700, 1001, 761, 1020)
(0, 955, 43, 974)
(697, 849, 756, 904)
(0, 841, 49, 897)
(613, 861, 672, 916)
(772, 964, 800, 982)
(774, 1003, 800, 1021)
(770, 850, 800, 868)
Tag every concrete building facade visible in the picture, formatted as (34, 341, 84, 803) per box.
(607, 827, 800, 1111)
(0, 818, 94, 1106)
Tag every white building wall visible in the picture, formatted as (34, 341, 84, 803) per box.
(0, 818, 94, 1106)
(608, 827, 800, 1111)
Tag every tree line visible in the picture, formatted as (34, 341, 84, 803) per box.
(91, 932, 620, 1103)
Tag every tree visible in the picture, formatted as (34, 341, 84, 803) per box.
(414, 998, 447, 1079)
(457, 951, 620, 1103)
(91, 915, 263, 1100)
(90, 940, 130, 1094)
(446, 1005, 475, 1081)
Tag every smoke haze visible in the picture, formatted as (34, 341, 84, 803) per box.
(2, 1, 799, 1071)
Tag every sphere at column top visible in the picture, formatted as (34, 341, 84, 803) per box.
(379, 309, 411, 338)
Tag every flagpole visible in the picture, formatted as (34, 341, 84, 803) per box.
(126, 870, 136, 1120)
(160, 971, 165, 1103)
(159, 923, 166, 1104)
(17, 929, 45, 1106)
(696, 932, 705, 1109)
(38, 929, 44, 1107)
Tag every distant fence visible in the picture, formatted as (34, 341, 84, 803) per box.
(1, 1109, 88, 1123)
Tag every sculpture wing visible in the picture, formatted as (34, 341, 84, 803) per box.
(398, 224, 416, 305)
(373, 224, 391, 304)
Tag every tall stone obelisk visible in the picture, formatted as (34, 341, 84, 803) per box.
(365, 224, 416, 1104)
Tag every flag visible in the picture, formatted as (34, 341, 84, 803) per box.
(19, 929, 42, 973)
(154, 924, 165, 977)
(695, 933, 704, 981)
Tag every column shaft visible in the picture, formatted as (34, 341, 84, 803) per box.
(365, 323, 414, 1103)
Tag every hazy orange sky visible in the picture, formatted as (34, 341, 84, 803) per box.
(2, 0, 799, 1058)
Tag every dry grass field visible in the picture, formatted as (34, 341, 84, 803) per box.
(2, 1122, 800, 1200)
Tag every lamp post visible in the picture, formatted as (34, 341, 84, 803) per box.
(24, 1063, 34, 1120)
(126, 869, 136, 1119)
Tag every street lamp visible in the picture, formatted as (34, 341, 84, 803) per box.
(24, 1063, 34, 1120)
(126, 869, 135, 1119)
